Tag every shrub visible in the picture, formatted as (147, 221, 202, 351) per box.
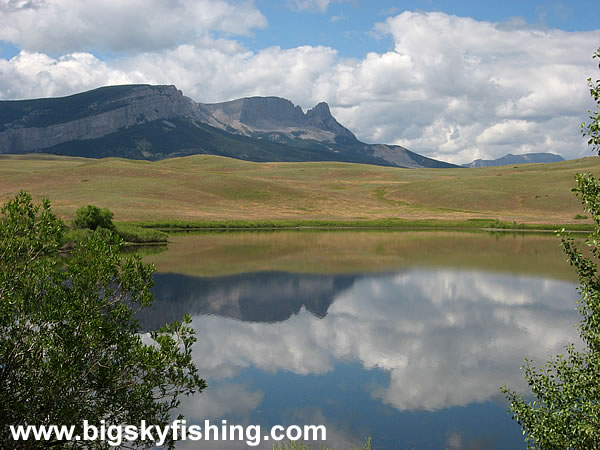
(73, 204, 115, 230)
(0, 192, 204, 448)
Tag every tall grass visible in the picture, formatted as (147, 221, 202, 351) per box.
(114, 223, 168, 243)
(130, 218, 594, 232)
(63, 224, 168, 246)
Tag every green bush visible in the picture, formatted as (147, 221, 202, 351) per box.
(502, 48, 600, 448)
(63, 227, 93, 245)
(0, 192, 204, 447)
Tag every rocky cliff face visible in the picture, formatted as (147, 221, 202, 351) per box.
(239, 97, 306, 127)
(200, 96, 357, 142)
(0, 85, 195, 153)
(0, 84, 458, 169)
(306, 102, 356, 140)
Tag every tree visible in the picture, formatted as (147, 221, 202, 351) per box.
(583, 47, 600, 154)
(0, 192, 205, 449)
(501, 47, 600, 448)
(73, 204, 115, 231)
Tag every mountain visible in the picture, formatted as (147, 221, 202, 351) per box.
(0, 84, 458, 169)
(199, 96, 357, 142)
(463, 153, 564, 168)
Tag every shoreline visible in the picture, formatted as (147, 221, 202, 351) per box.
(127, 218, 595, 233)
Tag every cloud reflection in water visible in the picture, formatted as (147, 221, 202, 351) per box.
(148, 269, 581, 418)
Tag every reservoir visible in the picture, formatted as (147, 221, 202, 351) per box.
(140, 231, 581, 449)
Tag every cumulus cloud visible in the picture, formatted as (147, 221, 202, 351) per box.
(178, 270, 580, 412)
(329, 12, 600, 162)
(115, 43, 338, 103)
(0, 9, 599, 163)
(179, 383, 263, 422)
(0, 0, 267, 53)
(0, 51, 135, 99)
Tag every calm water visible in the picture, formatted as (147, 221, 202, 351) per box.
(140, 231, 581, 449)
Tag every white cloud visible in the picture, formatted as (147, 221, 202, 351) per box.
(179, 383, 263, 421)
(0, 9, 599, 163)
(0, 51, 135, 99)
(0, 0, 267, 53)
(476, 120, 536, 146)
(116, 43, 339, 103)
(329, 12, 600, 163)
(179, 270, 580, 412)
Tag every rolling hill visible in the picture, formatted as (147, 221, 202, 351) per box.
(0, 153, 598, 225)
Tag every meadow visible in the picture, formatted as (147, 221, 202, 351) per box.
(1, 153, 599, 226)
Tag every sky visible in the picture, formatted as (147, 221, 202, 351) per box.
(0, 0, 599, 164)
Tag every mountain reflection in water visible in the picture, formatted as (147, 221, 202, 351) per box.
(141, 272, 356, 328)
(143, 268, 580, 449)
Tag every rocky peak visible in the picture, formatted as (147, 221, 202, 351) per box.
(306, 101, 356, 140)
(306, 102, 332, 120)
(200, 96, 356, 141)
(239, 97, 305, 127)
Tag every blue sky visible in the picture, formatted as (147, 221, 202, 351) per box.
(0, 0, 599, 163)
(246, 1, 600, 59)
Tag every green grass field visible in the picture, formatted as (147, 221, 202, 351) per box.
(1, 153, 599, 225)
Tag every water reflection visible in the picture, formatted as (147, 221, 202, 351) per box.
(145, 267, 580, 448)
(140, 272, 356, 329)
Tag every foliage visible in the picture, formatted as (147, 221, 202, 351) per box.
(63, 227, 93, 245)
(502, 67, 600, 448)
(73, 204, 115, 231)
(583, 47, 600, 154)
(501, 173, 600, 447)
(501, 47, 600, 448)
(0, 192, 205, 449)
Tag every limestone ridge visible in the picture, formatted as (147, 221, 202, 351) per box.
(0, 84, 458, 168)
(199, 96, 357, 142)
(0, 85, 195, 153)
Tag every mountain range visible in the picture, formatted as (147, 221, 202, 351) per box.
(463, 153, 564, 168)
(0, 84, 458, 169)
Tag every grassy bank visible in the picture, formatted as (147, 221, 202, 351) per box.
(131, 217, 594, 232)
(63, 223, 168, 245)
(1, 154, 600, 225)
(114, 223, 168, 243)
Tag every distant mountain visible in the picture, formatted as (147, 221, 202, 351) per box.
(0, 84, 458, 169)
(463, 153, 564, 168)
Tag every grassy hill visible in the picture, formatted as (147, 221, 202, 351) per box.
(0, 153, 599, 225)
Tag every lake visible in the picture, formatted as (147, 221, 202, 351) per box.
(139, 230, 582, 449)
